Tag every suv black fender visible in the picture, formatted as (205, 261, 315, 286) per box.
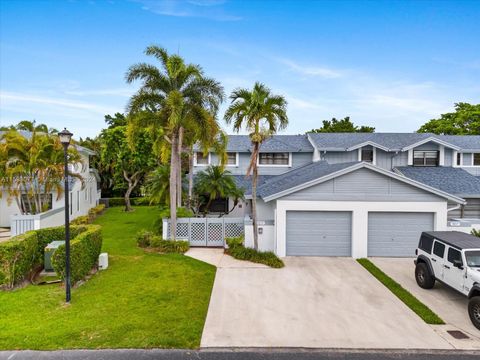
(468, 284, 480, 299)
(416, 254, 434, 275)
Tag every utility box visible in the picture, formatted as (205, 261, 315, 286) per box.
(98, 253, 108, 270)
(44, 241, 65, 272)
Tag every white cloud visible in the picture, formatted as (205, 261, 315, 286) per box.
(133, 0, 242, 21)
(277, 58, 343, 79)
(64, 88, 135, 97)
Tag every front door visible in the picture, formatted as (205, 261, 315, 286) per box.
(431, 240, 446, 280)
(443, 247, 465, 293)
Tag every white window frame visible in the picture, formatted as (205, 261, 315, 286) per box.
(225, 152, 239, 167)
(459, 152, 480, 167)
(358, 147, 376, 165)
(257, 152, 292, 167)
(472, 153, 480, 167)
(193, 152, 211, 166)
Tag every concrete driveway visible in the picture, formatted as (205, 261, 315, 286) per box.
(199, 255, 453, 349)
(372, 258, 480, 344)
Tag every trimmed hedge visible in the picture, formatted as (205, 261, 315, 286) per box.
(52, 225, 103, 284)
(136, 230, 189, 254)
(225, 237, 284, 268)
(0, 225, 100, 289)
(71, 204, 105, 225)
(106, 197, 153, 207)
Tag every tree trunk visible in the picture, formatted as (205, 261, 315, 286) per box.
(177, 127, 184, 208)
(169, 134, 178, 240)
(251, 143, 259, 251)
(187, 147, 194, 210)
(123, 170, 140, 212)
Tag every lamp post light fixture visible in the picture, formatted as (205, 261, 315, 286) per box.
(58, 128, 73, 303)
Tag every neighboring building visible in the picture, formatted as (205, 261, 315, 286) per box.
(192, 133, 480, 258)
(0, 144, 101, 234)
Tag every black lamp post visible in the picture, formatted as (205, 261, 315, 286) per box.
(59, 128, 73, 303)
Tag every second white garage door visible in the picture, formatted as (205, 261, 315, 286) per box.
(368, 212, 434, 257)
(286, 211, 352, 256)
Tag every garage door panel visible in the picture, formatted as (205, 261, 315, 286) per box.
(368, 212, 434, 257)
(286, 211, 351, 256)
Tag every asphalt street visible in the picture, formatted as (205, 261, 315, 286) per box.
(1, 349, 480, 360)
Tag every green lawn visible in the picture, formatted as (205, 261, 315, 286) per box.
(0, 207, 216, 350)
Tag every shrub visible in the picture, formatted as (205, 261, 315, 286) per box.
(106, 197, 154, 207)
(225, 237, 284, 268)
(472, 229, 480, 237)
(135, 230, 189, 253)
(51, 225, 103, 284)
(136, 230, 154, 248)
(71, 215, 89, 225)
(0, 232, 38, 288)
(154, 207, 194, 235)
(149, 236, 189, 254)
(0, 225, 91, 288)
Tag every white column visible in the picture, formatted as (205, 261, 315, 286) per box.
(351, 209, 368, 258)
(453, 150, 458, 167)
(372, 148, 377, 166)
(439, 145, 445, 166)
(407, 149, 413, 165)
(358, 148, 362, 161)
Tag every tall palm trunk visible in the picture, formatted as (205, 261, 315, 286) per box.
(187, 147, 194, 209)
(170, 134, 178, 240)
(177, 127, 184, 207)
(251, 142, 259, 250)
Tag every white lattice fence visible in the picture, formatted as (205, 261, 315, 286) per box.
(163, 217, 244, 247)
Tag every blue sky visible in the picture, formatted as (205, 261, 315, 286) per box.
(1, 0, 479, 138)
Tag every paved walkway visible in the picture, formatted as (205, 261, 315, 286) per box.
(185, 248, 268, 268)
(200, 255, 454, 349)
(371, 258, 480, 349)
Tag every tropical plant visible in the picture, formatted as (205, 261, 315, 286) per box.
(224, 82, 288, 249)
(0, 127, 83, 215)
(472, 229, 480, 238)
(126, 45, 224, 238)
(144, 165, 172, 206)
(418, 103, 480, 135)
(100, 124, 156, 211)
(194, 165, 244, 216)
(310, 116, 375, 133)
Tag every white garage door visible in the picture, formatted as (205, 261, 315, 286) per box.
(368, 212, 434, 257)
(286, 211, 352, 256)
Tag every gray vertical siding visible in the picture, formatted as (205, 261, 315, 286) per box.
(323, 150, 358, 164)
(444, 149, 453, 166)
(462, 153, 473, 166)
(415, 142, 439, 150)
(193, 151, 314, 175)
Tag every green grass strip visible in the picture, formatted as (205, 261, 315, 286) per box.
(357, 258, 444, 325)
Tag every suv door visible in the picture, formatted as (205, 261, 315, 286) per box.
(431, 240, 446, 280)
(443, 247, 465, 293)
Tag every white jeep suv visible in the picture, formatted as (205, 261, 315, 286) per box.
(414, 231, 480, 330)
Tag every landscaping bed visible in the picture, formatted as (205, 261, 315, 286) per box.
(226, 237, 284, 268)
(0, 206, 216, 350)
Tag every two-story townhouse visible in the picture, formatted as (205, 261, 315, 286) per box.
(0, 142, 101, 232)
(192, 133, 480, 258)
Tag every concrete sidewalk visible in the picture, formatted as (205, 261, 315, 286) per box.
(200, 257, 453, 349)
(185, 248, 268, 268)
(371, 257, 480, 349)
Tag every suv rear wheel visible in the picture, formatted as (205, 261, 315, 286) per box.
(468, 297, 480, 330)
(415, 262, 435, 289)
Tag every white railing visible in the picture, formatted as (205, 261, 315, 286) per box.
(163, 217, 245, 247)
(10, 207, 65, 237)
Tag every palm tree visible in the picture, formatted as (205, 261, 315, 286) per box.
(144, 165, 171, 205)
(0, 128, 83, 214)
(194, 165, 244, 216)
(126, 45, 224, 239)
(224, 82, 288, 249)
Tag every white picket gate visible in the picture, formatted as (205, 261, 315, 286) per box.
(163, 217, 244, 247)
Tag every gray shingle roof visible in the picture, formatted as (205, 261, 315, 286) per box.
(232, 175, 276, 196)
(256, 161, 360, 198)
(308, 132, 480, 152)
(194, 135, 314, 153)
(395, 166, 480, 197)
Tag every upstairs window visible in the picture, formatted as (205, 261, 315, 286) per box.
(259, 152, 290, 166)
(226, 152, 238, 166)
(474, 153, 480, 166)
(457, 153, 462, 166)
(194, 152, 210, 166)
(361, 149, 373, 162)
(413, 150, 439, 167)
